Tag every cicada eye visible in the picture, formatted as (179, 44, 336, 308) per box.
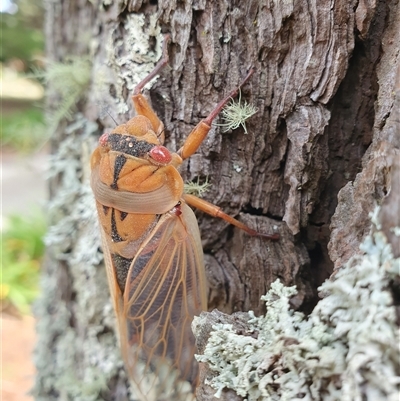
(149, 145, 172, 165)
(99, 133, 109, 147)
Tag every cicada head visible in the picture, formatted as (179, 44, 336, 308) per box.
(124, 115, 161, 145)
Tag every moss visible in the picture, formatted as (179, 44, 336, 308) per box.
(197, 222, 400, 400)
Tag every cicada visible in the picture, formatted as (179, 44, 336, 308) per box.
(90, 36, 279, 401)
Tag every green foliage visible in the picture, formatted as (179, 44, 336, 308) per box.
(1, 56, 91, 152)
(1, 212, 46, 314)
(1, 106, 46, 152)
(0, 0, 44, 70)
(1, 0, 46, 152)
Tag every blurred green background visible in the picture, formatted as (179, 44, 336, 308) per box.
(1, 0, 46, 315)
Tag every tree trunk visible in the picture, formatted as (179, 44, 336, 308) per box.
(34, 0, 399, 400)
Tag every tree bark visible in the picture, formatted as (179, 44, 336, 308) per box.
(34, 0, 399, 400)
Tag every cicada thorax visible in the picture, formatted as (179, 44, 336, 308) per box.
(91, 115, 185, 292)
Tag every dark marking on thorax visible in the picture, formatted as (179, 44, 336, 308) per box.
(108, 133, 154, 157)
(108, 134, 156, 190)
(111, 154, 127, 190)
(111, 208, 123, 242)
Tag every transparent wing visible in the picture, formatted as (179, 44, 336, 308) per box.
(99, 224, 123, 321)
(115, 203, 207, 401)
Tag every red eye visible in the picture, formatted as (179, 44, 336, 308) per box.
(99, 133, 109, 147)
(149, 145, 172, 165)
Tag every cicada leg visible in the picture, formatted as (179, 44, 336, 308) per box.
(131, 34, 171, 141)
(177, 68, 254, 160)
(183, 193, 279, 240)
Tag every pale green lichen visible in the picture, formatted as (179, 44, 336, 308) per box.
(105, 13, 162, 115)
(34, 11, 165, 401)
(34, 11, 166, 399)
(33, 246, 124, 401)
(36, 57, 92, 130)
(184, 176, 211, 196)
(218, 90, 258, 134)
(391, 227, 400, 236)
(197, 225, 400, 400)
(34, 115, 126, 401)
(44, 115, 102, 266)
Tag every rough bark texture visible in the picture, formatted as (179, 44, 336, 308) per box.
(328, 2, 400, 270)
(35, 0, 399, 400)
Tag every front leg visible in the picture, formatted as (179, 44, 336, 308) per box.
(131, 34, 171, 141)
(177, 68, 255, 161)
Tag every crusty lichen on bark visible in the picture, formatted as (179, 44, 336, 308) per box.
(195, 214, 400, 401)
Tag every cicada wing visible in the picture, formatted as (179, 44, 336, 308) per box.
(99, 225, 124, 323)
(120, 203, 207, 400)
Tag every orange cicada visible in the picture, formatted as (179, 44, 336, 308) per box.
(90, 36, 279, 400)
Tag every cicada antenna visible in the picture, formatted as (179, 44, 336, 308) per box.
(105, 109, 118, 126)
(98, 103, 119, 126)
(157, 127, 165, 140)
